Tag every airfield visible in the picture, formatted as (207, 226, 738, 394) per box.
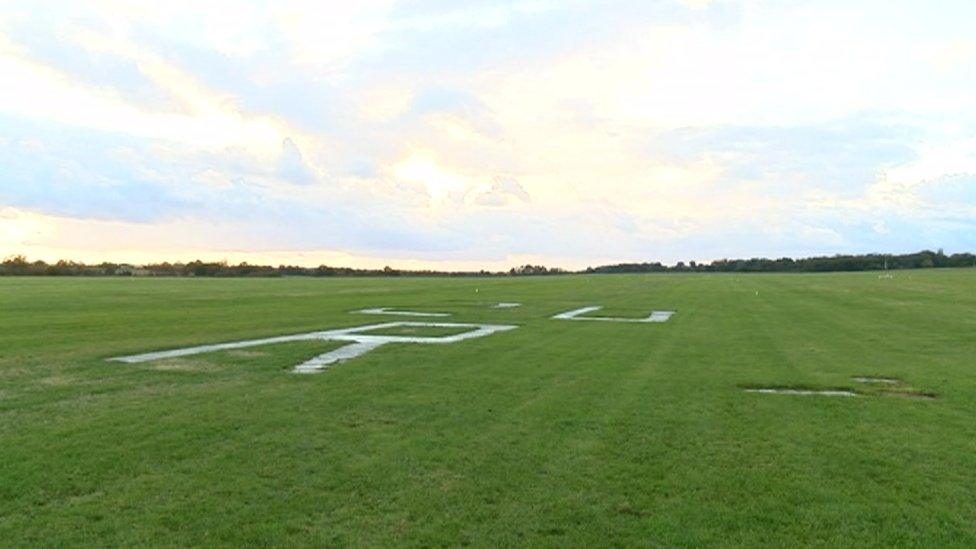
(1, 270, 975, 545)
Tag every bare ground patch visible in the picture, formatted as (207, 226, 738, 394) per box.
(0, 367, 32, 380)
(852, 376, 937, 399)
(881, 390, 937, 400)
(39, 375, 78, 386)
(151, 358, 220, 372)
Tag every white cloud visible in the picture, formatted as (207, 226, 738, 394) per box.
(0, 30, 284, 156)
(677, 0, 714, 10)
(274, 0, 396, 70)
(2, 0, 976, 266)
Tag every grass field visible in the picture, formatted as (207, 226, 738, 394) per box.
(2, 270, 976, 546)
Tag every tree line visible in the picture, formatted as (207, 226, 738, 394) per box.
(584, 249, 976, 274)
(1, 250, 973, 277)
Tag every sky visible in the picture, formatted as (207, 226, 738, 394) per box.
(1, 0, 975, 270)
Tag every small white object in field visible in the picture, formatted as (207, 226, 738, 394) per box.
(494, 302, 522, 309)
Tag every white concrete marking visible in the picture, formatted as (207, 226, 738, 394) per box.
(852, 376, 900, 384)
(744, 389, 858, 397)
(355, 307, 451, 317)
(292, 340, 385, 373)
(552, 306, 674, 323)
(109, 321, 517, 374)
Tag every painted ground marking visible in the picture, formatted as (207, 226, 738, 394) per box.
(743, 388, 858, 397)
(108, 321, 517, 374)
(355, 307, 451, 317)
(552, 306, 674, 323)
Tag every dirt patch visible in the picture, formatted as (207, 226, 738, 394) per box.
(0, 367, 31, 380)
(881, 390, 937, 400)
(39, 375, 76, 386)
(152, 358, 219, 372)
(226, 350, 268, 358)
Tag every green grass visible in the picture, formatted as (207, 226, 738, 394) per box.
(1, 270, 975, 546)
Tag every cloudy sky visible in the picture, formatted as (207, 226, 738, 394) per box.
(1, 0, 974, 269)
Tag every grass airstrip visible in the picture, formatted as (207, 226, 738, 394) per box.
(1, 270, 975, 546)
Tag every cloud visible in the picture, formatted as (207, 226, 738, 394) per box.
(474, 176, 530, 207)
(2, 1, 976, 268)
(276, 138, 315, 184)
